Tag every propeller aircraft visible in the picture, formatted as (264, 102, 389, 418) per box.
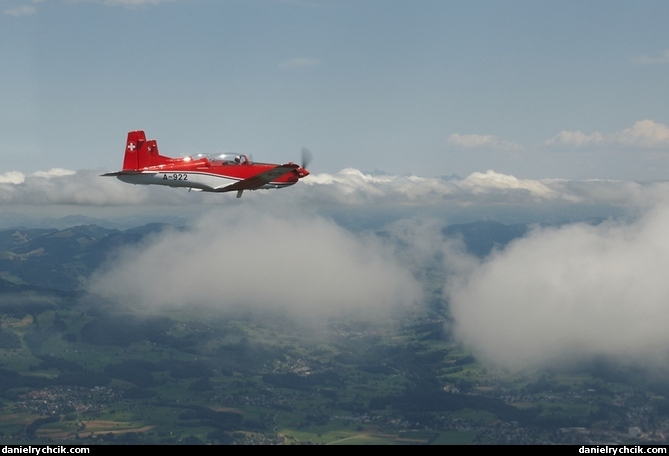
(102, 130, 311, 198)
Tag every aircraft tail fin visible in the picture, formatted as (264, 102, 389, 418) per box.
(122, 130, 171, 171)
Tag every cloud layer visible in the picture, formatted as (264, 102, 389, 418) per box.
(2, 167, 668, 212)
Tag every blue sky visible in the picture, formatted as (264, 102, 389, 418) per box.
(2, 0, 669, 180)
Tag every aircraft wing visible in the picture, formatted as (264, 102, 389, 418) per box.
(216, 164, 299, 192)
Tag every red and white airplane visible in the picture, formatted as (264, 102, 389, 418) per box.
(103, 130, 310, 198)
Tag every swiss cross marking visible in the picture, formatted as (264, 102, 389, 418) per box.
(127, 142, 136, 152)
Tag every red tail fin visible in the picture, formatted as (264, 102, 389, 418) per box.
(122, 130, 171, 171)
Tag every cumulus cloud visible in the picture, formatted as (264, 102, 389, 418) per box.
(547, 120, 669, 149)
(0, 171, 25, 185)
(448, 204, 669, 367)
(545, 130, 606, 147)
(457, 170, 561, 200)
(611, 120, 669, 148)
(90, 207, 423, 319)
(448, 133, 521, 151)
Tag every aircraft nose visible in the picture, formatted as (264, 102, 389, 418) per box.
(299, 168, 309, 178)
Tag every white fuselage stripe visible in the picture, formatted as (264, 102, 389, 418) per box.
(117, 171, 293, 192)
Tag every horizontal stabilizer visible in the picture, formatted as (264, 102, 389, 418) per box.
(101, 170, 155, 177)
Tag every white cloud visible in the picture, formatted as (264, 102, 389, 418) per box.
(457, 170, 561, 200)
(448, 204, 669, 367)
(32, 168, 76, 179)
(633, 50, 669, 65)
(90, 207, 423, 319)
(546, 120, 669, 149)
(0, 171, 25, 185)
(4, 5, 36, 16)
(611, 120, 669, 148)
(278, 57, 322, 68)
(545, 130, 606, 147)
(448, 133, 521, 151)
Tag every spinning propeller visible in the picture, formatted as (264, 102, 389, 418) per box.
(301, 147, 313, 170)
(295, 147, 312, 178)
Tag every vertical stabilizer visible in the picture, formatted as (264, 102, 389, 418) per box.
(122, 130, 146, 171)
(122, 130, 171, 171)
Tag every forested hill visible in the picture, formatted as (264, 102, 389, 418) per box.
(0, 223, 172, 290)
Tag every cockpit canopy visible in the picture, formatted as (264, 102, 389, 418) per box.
(191, 153, 250, 165)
